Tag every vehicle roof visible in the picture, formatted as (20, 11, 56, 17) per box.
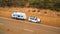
(12, 12, 26, 15)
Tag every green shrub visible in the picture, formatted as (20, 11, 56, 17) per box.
(55, 8, 60, 12)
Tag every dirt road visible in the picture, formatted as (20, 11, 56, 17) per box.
(0, 17, 60, 34)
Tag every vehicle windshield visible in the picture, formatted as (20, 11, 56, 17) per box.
(30, 16, 37, 20)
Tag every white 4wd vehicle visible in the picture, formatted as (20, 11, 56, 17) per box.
(28, 16, 40, 23)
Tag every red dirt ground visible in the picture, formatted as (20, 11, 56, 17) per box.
(0, 7, 60, 27)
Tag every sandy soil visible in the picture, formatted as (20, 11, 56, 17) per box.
(0, 17, 60, 34)
(0, 7, 60, 27)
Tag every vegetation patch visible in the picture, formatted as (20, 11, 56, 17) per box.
(44, 12, 47, 14)
(32, 10, 36, 12)
(37, 10, 40, 12)
(57, 14, 60, 17)
(0, 0, 60, 12)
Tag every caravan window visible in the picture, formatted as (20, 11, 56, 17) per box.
(21, 16, 23, 17)
(18, 15, 20, 17)
(13, 15, 15, 16)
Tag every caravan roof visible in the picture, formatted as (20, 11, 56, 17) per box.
(12, 12, 26, 15)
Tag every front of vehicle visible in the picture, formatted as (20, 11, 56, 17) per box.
(37, 18, 40, 23)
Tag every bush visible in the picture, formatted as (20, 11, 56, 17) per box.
(32, 10, 36, 12)
(37, 10, 40, 12)
(54, 8, 60, 12)
(57, 14, 60, 17)
(44, 12, 47, 14)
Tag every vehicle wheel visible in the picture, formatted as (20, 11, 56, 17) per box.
(36, 22, 39, 23)
(29, 21, 31, 22)
(16, 18, 19, 20)
(12, 17, 15, 19)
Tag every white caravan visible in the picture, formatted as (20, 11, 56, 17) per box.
(12, 12, 26, 20)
